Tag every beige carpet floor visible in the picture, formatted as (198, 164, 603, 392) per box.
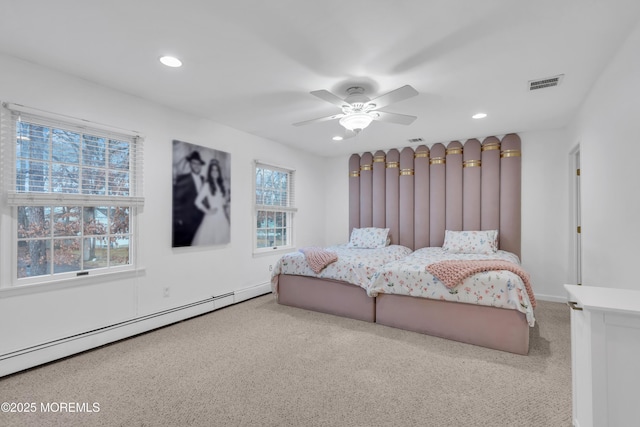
(0, 295, 572, 427)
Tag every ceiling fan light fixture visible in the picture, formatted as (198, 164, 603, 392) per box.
(339, 113, 374, 131)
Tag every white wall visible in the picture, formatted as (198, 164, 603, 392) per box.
(0, 54, 328, 360)
(519, 128, 574, 300)
(323, 155, 350, 246)
(568, 20, 640, 290)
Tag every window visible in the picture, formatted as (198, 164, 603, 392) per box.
(2, 103, 143, 286)
(254, 161, 296, 253)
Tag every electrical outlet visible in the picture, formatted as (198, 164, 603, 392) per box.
(163, 286, 170, 297)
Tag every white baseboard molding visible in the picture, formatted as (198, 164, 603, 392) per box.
(0, 283, 272, 378)
(234, 282, 271, 304)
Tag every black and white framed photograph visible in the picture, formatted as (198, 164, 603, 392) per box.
(172, 140, 231, 247)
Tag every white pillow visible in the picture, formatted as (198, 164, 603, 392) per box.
(348, 227, 390, 249)
(442, 230, 498, 254)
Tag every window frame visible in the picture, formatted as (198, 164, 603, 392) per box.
(253, 161, 296, 255)
(1, 103, 144, 288)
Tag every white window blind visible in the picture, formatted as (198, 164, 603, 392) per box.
(254, 161, 296, 213)
(2, 103, 144, 206)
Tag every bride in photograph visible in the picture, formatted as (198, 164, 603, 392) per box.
(192, 158, 230, 246)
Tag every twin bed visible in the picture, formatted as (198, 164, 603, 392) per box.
(271, 135, 532, 354)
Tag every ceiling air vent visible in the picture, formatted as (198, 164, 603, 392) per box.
(408, 137, 424, 143)
(528, 74, 564, 91)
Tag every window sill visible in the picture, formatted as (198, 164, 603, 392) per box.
(0, 268, 147, 298)
(252, 246, 296, 258)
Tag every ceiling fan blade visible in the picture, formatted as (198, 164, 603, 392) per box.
(292, 113, 344, 127)
(368, 85, 418, 109)
(310, 90, 349, 108)
(373, 111, 417, 125)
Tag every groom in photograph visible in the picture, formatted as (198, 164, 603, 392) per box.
(172, 150, 206, 247)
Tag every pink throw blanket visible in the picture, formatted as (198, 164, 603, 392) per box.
(299, 247, 338, 274)
(426, 260, 536, 308)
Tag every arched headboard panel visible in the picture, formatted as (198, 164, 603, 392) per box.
(499, 133, 521, 256)
(359, 152, 373, 227)
(399, 147, 415, 249)
(429, 143, 446, 247)
(414, 145, 430, 249)
(348, 134, 522, 258)
(385, 149, 400, 246)
(481, 137, 501, 232)
(348, 154, 360, 233)
(463, 139, 482, 230)
(372, 150, 387, 228)
(445, 141, 463, 232)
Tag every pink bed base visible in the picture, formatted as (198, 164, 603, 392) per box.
(376, 293, 530, 355)
(277, 274, 375, 322)
(276, 274, 530, 354)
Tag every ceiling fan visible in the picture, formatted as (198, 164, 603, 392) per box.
(293, 85, 419, 137)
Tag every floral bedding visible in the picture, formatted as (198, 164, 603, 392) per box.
(270, 244, 412, 295)
(367, 247, 536, 326)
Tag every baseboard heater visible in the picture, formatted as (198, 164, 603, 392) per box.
(0, 282, 271, 377)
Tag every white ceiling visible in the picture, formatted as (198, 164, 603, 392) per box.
(1, 1, 639, 157)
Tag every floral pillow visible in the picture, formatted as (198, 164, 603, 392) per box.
(348, 227, 390, 249)
(442, 230, 498, 254)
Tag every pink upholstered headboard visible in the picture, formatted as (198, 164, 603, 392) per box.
(348, 134, 522, 257)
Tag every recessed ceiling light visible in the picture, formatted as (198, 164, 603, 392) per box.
(332, 136, 343, 141)
(159, 56, 182, 68)
(472, 113, 487, 119)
